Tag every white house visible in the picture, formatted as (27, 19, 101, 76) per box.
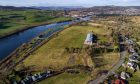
(120, 71, 130, 80)
(127, 61, 138, 70)
(129, 48, 135, 53)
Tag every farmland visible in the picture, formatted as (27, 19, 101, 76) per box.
(0, 9, 72, 38)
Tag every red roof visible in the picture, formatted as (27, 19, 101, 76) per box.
(112, 79, 125, 84)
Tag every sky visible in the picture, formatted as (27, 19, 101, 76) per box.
(0, 0, 140, 7)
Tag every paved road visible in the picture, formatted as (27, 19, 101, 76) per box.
(88, 35, 126, 84)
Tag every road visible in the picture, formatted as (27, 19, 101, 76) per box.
(88, 35, 126, 84)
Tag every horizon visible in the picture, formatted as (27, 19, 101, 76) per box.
(0, 0, 140, 7)
(1, 5, 140, 8)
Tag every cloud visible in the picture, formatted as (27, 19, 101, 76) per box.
(122, 0, 128, 1)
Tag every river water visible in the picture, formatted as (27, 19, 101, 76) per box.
(0, 21, 73, 60)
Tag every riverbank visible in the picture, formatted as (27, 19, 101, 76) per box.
(0, 22, 79, 84)
(0, 21, 76, 71)
(0, 17, 73, 39)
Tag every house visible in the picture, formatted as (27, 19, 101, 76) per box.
(19, 70, 54, 84)
(32, 76, 36, 81)
(120, 71, 130, 80)
(132, 52, 139, 57)
(127, 61, 138, 71)
(38, 73, 42, 78)
(112, 79, 125, 84)
(84, 32, 93, 45)
(126, 39, 134, 45)
(125, 37, 129, 40)
(128, 48, 135, 53)
(129, 55, 139, 63)
(21, 80, 25, 84)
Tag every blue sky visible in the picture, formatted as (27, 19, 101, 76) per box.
(0, 0, 140, 7)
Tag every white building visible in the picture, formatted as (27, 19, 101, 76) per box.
(129, 48, 135, 53)
(127, 61, 138, 70)
(84, 33, 93, 45)
(120, 71, 130, 80)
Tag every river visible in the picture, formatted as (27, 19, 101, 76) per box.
(0, 16, 91, 61)
(0, 21, 74, 60)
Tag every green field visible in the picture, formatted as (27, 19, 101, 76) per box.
(18, 25, 112, 70)
(37, 72, 91, 84)
(16, 25, 97, 70)
(0, 9, 72, 38)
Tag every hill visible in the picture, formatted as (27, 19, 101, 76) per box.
(31, 6, 84, 10)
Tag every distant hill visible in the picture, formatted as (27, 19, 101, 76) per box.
(31, 6, 84, 10)
(0, 5, 35, 10)
(1, 5, 140, 15)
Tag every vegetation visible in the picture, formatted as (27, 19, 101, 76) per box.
(37, 72, 90, 84)
(17, 25, 115, 70)
(16, 26, 96, 70)
(13, 20, 120, 83)
(0, 9, 72, 38)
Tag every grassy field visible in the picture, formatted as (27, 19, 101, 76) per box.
(0, 9, 72, 38)
(17, 25, 110, 70)
(37, 72, 91, 84)
(13, 22, 120, 84)
(128, 71, 140, 84)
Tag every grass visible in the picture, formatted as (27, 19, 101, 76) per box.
(96, 52, 119, 69)
(0, 9, 72, 38)
(128, 71, 140, 84)
(91, 52, 119, 78)
(37, 72, 91, 84)
(0, 80, 7, 84)
(14, 23, 120, 84)
(17, 25, 110, 70)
